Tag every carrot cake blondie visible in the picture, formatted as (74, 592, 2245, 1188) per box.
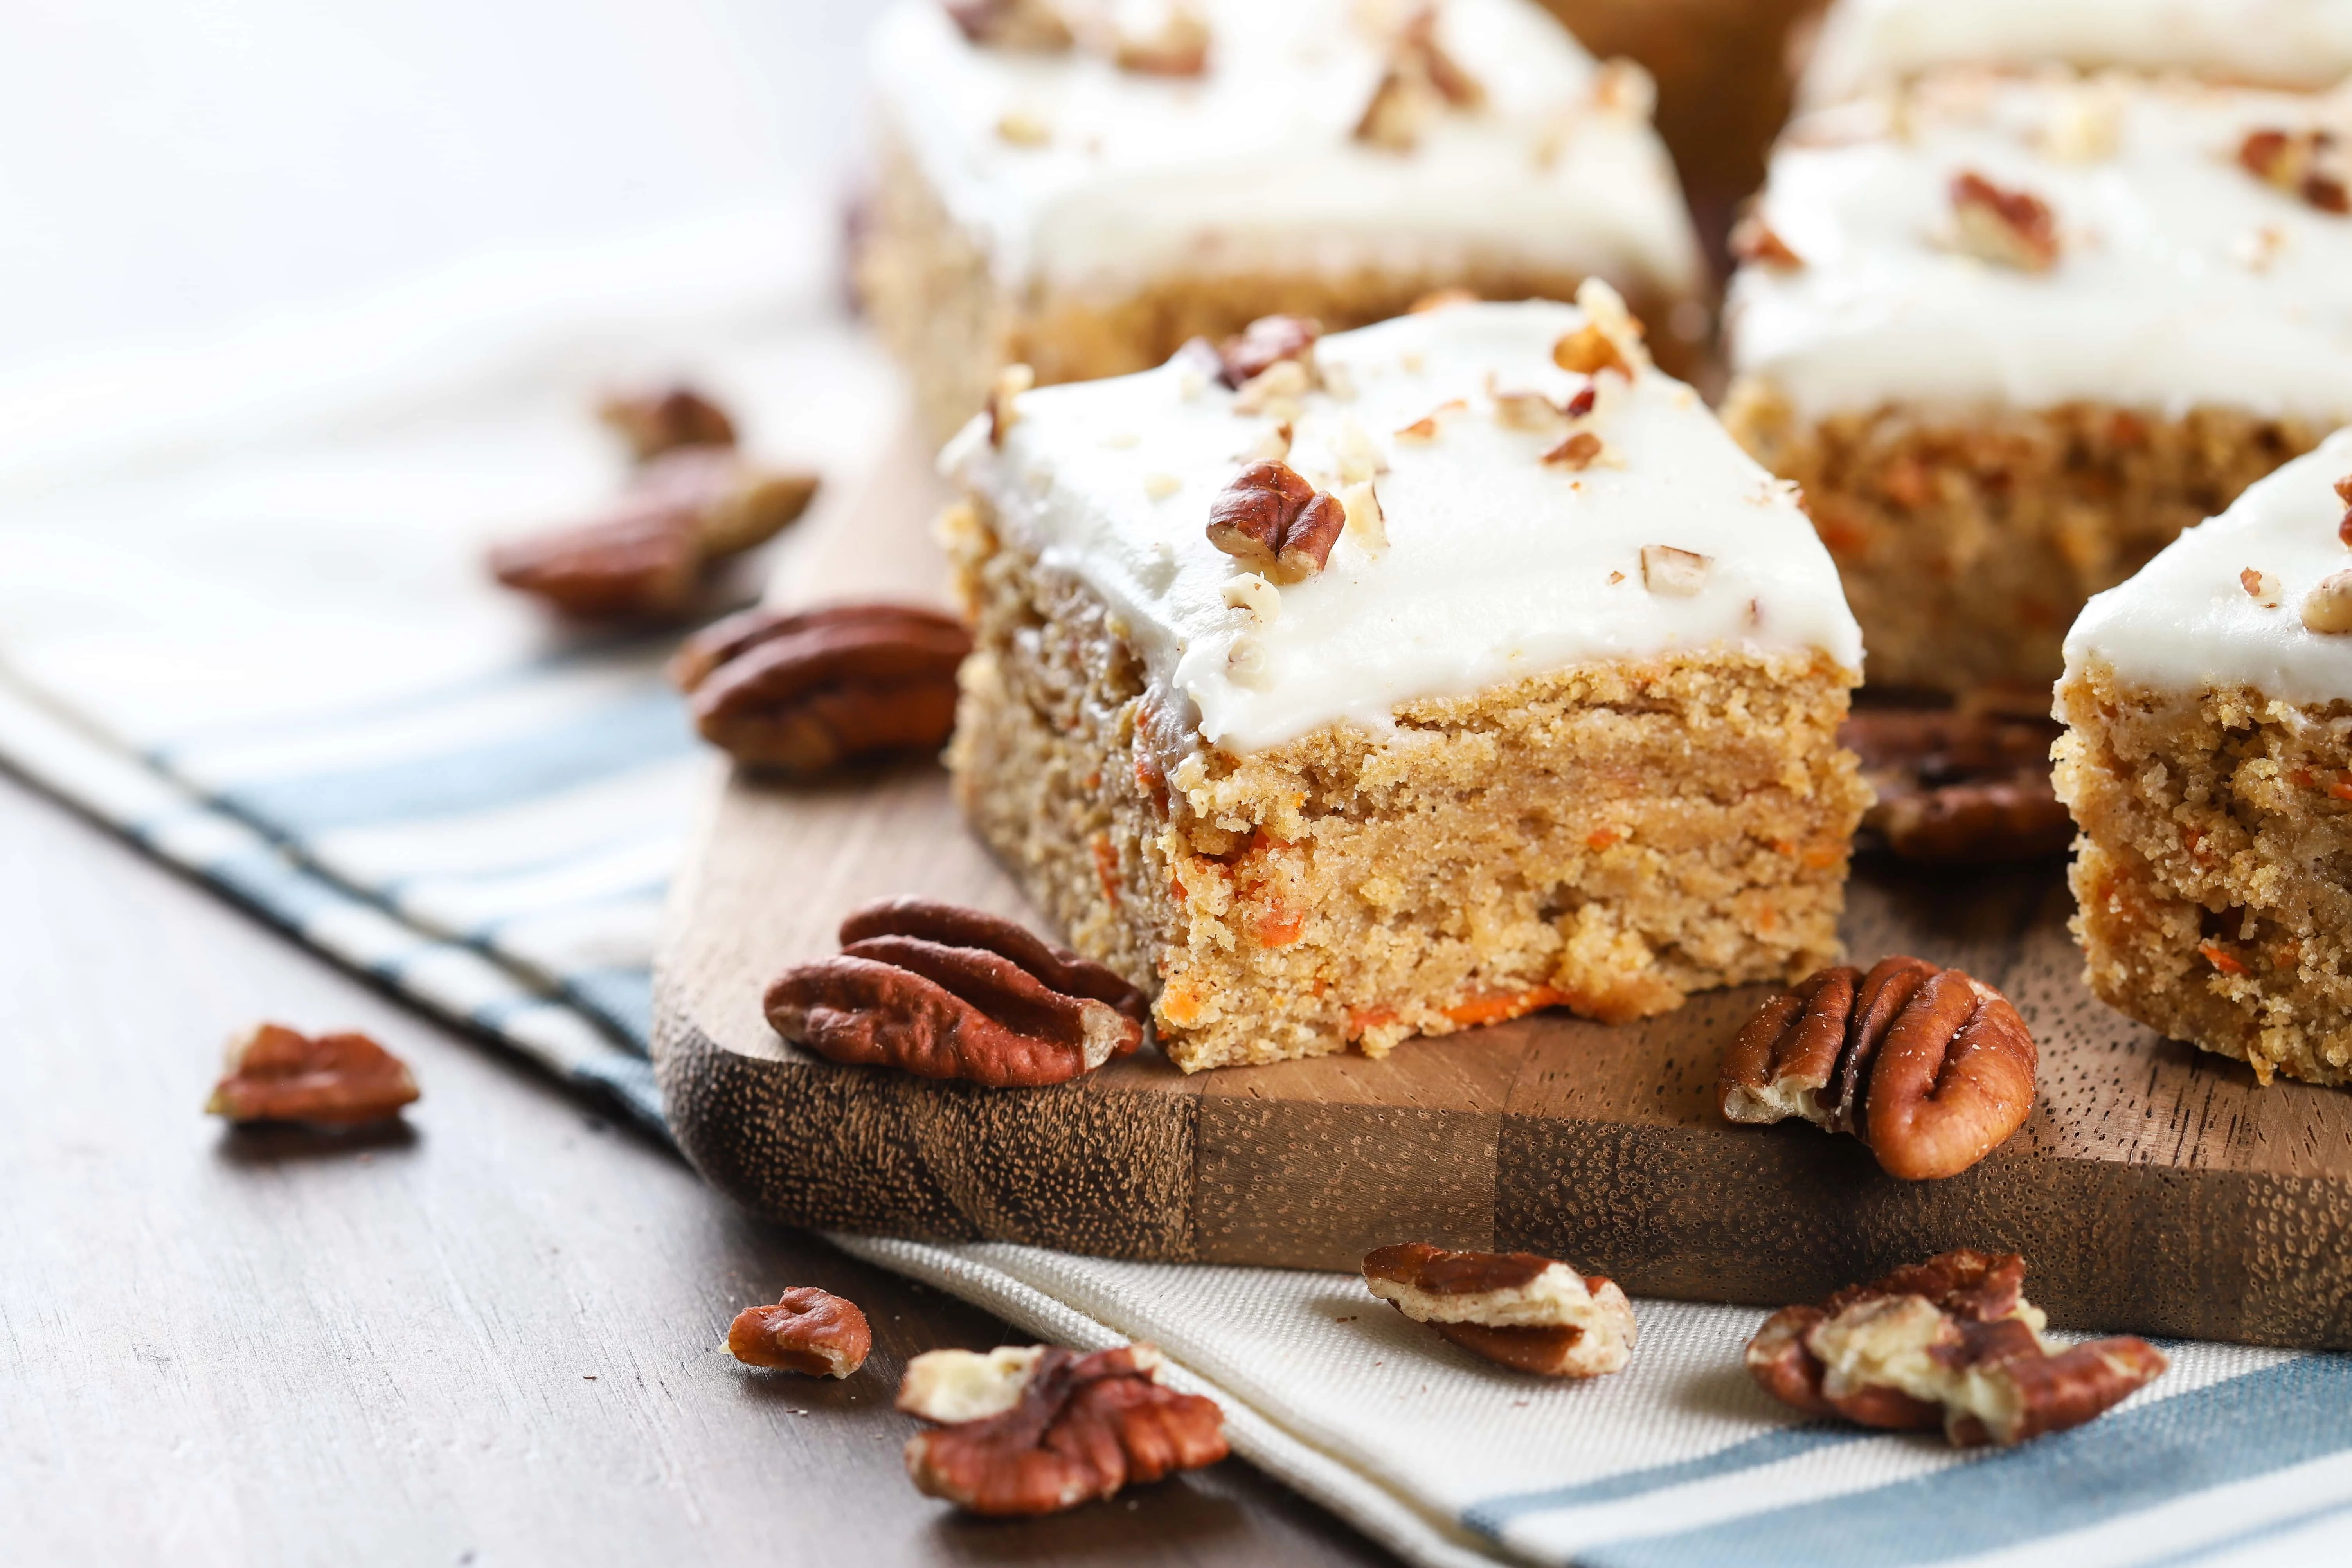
(1798, 0, 2352, 107)
(941, 292, 1868, 1070)
(2056, 427, 2352, 1088)
(859, 0, 1706, 441)
(1723, 68, 2352, 696)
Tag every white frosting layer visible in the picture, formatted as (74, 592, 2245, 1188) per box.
(869, 0, 1702, 301)
(946, 298, 1863, 754)
(2066, 427, 2352, 706)
(1802, 0, 2352, 106)
(1728, 72, 2352, 420)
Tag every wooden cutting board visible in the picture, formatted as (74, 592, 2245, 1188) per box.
(651, 420, 2352, 1350)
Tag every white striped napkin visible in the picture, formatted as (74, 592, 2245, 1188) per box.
(4, 229, 2348, 1568)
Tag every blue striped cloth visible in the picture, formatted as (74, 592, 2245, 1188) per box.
(5, 313, 2348, 1568)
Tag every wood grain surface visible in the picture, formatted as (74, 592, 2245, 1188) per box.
(655, 423, 2352, 1351)
(0, 773, 1384, 1568)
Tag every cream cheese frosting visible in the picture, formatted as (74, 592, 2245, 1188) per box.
(944, 294, 1864, 754)
(1801, 0, 2352, 106)
(1727, 71, 2352, 421)
(2066, 426, 2352, 706)
(869, 0, 1703, 302)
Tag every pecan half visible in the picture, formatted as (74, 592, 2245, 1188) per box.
(764, 898, 1146, 1087)
(670, 603, 971, 774)
(1747, 1249, 2167, 1446)
(1207, 461, 1345, 583)
(1719, 956, 2038, 1180)
(490, 450, 818, 619)
(2239, 128, 2350, 216)
(900, 1343, 1227, 1515)
(205, 1023, 419, 1125)
(596, 383, 737, 462)
(1949, 170, 2060, 271)
(1361, 1243, 1636, 1377)
(943, 0, 1072, 50)
(727, 1287, 872, 1377)
(1843, 706, 2071, 863)
(1217, 315, 1321, 389)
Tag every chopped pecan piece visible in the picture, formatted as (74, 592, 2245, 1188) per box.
(1552, 323, 1629, 379)
(2302, 569, 2352, 633)
(1949, 170, 2060, 271)
(987, 362, 1036, 447)
(1719, 956, 2037, 1180)
(206, 1023, 419, 1125)
(1353, 3, 1483, 151)
(765, 897, 1147, 1087)
(1747, 1249, 2167, 1445)
(2338, 474, 2352, 544)
(596, 383, 737, 462)
(1108, 0, 1208, 76)
(1542, 432, 1603, 470)
(490, 450, 817, 619)
(1639, 544, 1710, 596)
(728, 1287, 872, 1377)
(2239, 128, 2350, 215)
(1207, 461, 1346, 583)
(1730, 209, 1803, 269)
(943, 0, 1072, 50)
(1843, 706, 2071, 863)
(2242, 567, 2283, 608)
(1217, 315, 1321, 389)
(900, 1344, 1227, 1515)
(1362, 1244, 1635, 1377)
(670, 603, 972, 774)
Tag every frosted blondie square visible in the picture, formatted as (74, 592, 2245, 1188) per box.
(859, 0, 1705, 440)
(941, 290, 1868, 1070)
(1724, 69, 2352, 695)
(2057, 428, 2352, 1088)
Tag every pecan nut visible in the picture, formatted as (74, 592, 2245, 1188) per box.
(1843, 706, 2071, 863)
(764, 897, 1147, 1087)
(943, 0, 1072, 50)
(1730, 209, 1803, 269)
(1719, 956, 2037, 1180)
(2336, 473, 2352, 545)
(1353, 4, 1483, 151)
(2239, 127, 2350, 215)
(1746, 1249, 2168, 1446)
(1216, 314, 1321, 389)
(205, 1023, 420, 1125)
(596, 383, 738, 462)
(1362, 1243, 1635, 1377)
(1949, 170, 2060, 271)
(490, 449, 818, 619)
(669, 603, 972, 774)
(1207, 461, 1345, 583)
(727, 1287, 872, 1377)
(899, 1343, 1227, 1515)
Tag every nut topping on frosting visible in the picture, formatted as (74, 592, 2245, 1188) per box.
(1207, 460, 1345, 583)
(2336, 474, 2352, 545)
(1104, 0, 1210, 76)
(2243, 567, 2283, 607)
(1949, 170, 2060, 271)
(1218, 314, 1321, 388)
(987, 363, 1035, 447)
(1639, 544, 1710, 595)
(1730, 210, 1803, 269)
(2239, 128, 2350, 216)
(1543, 431, 1603, 470)
(2301, 569, 2352, 633)
(943, 0, 1073, 50)
(1551, 323, 1628, 378)
(1353, 3, 1485, 152)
